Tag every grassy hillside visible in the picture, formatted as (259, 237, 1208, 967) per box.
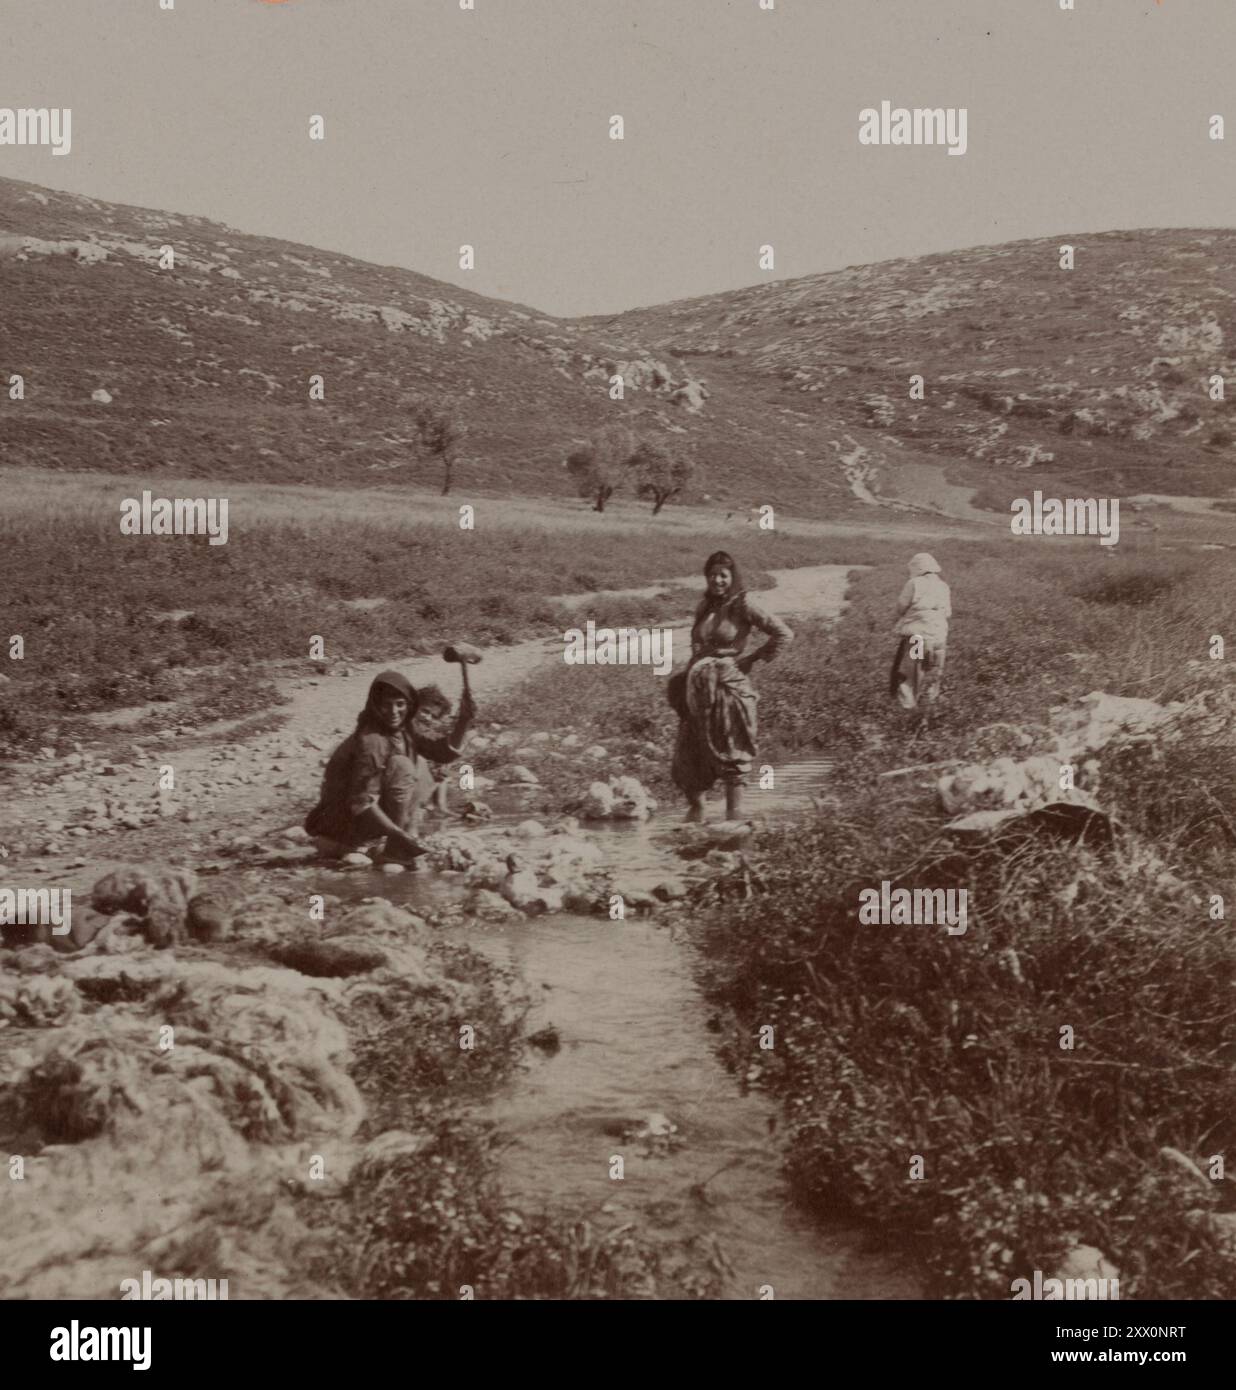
(0, 177, 851, 515)
(593, 230, 1236, 508)
(5, 178, 1234, 516)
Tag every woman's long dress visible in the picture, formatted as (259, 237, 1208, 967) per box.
(671, 590, 792, 798)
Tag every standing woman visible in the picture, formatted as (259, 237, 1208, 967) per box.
(670, 551, 793, 824)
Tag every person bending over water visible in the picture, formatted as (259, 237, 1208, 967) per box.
(305, 669, 475, 862)
(670, 551, 793, 824)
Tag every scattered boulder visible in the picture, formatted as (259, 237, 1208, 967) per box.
(468, 888, 518, 919)
(580, 781, 614, 819)
(1050, 691, 1187, 758)
(945, 801, 1114, 848)
(633, 1112, 676, 1141)
(464, 858, 511, 893)
(185, 892, 233, 943)
(652, 877, 688, 902)
(562, 884, 599, 913)
(939, 691, 1197, 831)
(500, 860, 544, 911)
(675, 823, 751, 859)
(703, 850, 740, 872)
(577, 775, 655, 821)
(543, 833, 604, 868)
(938, 754, 1098, 818)
(1207, 1212, 1236, 1251)
(503, 766, 539, 786)
(339, 901, 427, 939)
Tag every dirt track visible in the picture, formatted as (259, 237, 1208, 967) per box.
(0, 563, 857, 905)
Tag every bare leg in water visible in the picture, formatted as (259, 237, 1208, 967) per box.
(725, 780, 744, 823)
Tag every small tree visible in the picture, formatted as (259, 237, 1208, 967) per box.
(628, 437, 697, 515)
(565, 423, 637, 512)
(416, 405, 463, 496)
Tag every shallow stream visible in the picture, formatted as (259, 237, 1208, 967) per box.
(316, 764, 921, 1300)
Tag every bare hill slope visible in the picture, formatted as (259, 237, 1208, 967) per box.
(3, 178, 1233, 515)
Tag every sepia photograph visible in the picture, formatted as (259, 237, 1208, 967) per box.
(1, 0, 1233, 1363)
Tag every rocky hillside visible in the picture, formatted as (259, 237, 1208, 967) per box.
(3, 176, 1233, 513)
(0, 176, 838, 512)
(592, 230, 1236, 509)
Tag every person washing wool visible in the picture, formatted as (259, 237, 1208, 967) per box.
(305, 669, 475, 863)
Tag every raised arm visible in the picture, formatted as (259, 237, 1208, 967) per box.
(414, 688, 477, 763)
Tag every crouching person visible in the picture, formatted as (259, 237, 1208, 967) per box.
(305, 669, 475, 863)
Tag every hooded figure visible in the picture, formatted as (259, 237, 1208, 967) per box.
(670, 550, 793, 824)
(891, 553, 951, 714)
(305, 669, 475, 861)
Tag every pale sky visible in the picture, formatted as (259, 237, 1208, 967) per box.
(0, 0, 1231, 315)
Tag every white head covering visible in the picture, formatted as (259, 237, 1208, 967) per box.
(908, 552, 941, 577)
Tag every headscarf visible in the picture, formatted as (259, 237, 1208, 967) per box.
(358, 669, 417, 731)
(701, 550, 745, 609)
(908, 552, 941, 577)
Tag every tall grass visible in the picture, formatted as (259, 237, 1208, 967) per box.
(689, 544, 1236, 1297)
(485, 538, 1236, 1296)
(0, 491, 836, 747)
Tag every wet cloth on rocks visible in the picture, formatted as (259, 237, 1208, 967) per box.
(671, 587, 793, 797)
(305, 670, 467, 847)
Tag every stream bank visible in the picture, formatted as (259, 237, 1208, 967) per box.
(1, 561, 925, 1297)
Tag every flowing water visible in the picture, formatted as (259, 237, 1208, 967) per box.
(317, 764, 922, 1300)
(290, 564, 919, 1295)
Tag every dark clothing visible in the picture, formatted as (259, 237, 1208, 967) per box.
(304, 669, 468, 846)
(890, 635, 946, 709)
(304, 726, 464, 845)
(671, 589, 793, 797)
